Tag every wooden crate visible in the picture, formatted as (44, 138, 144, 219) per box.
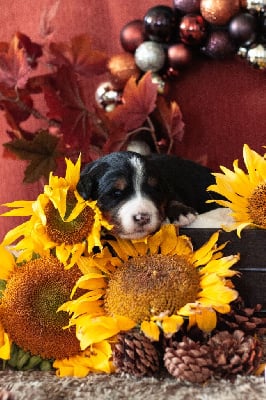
(180, 228, 266, 316)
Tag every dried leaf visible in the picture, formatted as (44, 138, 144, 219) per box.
(109, 71, 158, 132)
(3, 130, 60, 183)
(39, 0, 61, 38)
(154, 96, 185, 153)
(48, 34, 108, 76)
(16, 32, 43, 68)
(0, 34, 31, 89)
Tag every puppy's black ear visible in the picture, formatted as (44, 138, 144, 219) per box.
(76, 163, 96, 200)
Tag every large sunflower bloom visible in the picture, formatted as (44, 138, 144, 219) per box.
(1, 156, 112, 268)
(207, 144, 266, 236)
(61, 225, 239, 356)
(0, 246, 113, 376)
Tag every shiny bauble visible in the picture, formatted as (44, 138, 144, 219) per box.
(179, 14, 207, 45)
(202, 31, 237, 59)
(167, 43, 193, 69)
(200, 0, 241, 26)
(151, 72, 169, 95)
(173, 0, 201, 14)
(120, 20, 145, 53)
(107, 53, 140, 90)
(135, 41, 166, 72)
(244, 0, 266, 11)
(229, 13, 257, 46)
(95, 82, 122, 112)
(246, 43, 266, 69)
(259, 9, 266, 44)
(144, 5, 176, 42)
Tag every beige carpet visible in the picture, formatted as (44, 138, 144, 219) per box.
(0, 371, 265, 400)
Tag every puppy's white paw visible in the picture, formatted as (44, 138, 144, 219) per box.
(174, 212, 197, 227)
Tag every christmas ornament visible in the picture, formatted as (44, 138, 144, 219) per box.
(244, 0, 266, 11)
(200, 0, 241, 26)
(120, 19, 145, 53)
(246, 43, 266, 68)
(95, 82, 122, 112)
(229, 12, 258, 46)
(173, 0, 201, 14)
(144, 5, 176, 42)
(135, 41, 166, 72)
(202, 30, 237, 59)
(167, 43, 193, 69)
(179, 13, 207, 45)
(107, 53, 140, 90)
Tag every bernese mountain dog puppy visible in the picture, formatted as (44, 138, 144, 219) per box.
(77, 151, 218, 239)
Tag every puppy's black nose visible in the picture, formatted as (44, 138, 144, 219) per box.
(133, 213, 151, 226)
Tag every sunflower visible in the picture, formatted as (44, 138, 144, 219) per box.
(1, 156, 112, 268)
(60, 225, 239, 359)
(207, 144, 266, 236)
(0, 246, 113, 376)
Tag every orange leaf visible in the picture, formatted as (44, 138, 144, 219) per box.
(109, 71, 158, 132)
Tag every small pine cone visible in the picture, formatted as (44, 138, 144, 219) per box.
(112, 329, 160, 376)
(164, 337, 214, 384)
(208, 330, 263, 379)
(216, 297, 266, 336)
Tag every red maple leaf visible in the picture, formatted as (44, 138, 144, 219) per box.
(48, 34, 108, 77)
(0, 34, 31, 89)
(108, 71, 158, 132)
(154, 96, 185, 153)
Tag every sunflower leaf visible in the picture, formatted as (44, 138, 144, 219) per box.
(3, 130, 61, 183)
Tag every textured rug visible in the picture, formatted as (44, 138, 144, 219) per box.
(0, 371, 265, 400)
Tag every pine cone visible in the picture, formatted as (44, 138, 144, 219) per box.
(112, 329, 160, 376)
(216, 297, 266, 336)
(164, 337, 214, 384)
(208, 330, 263, 379)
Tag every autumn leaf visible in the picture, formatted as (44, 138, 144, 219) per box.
(16, 32, 43, 69)
(108, 71, 158, 132)
(154, 96, 185, 153)
(3, 130, 61, 183)
(0, 34, 31, 89)
(48, 34, 108, 77)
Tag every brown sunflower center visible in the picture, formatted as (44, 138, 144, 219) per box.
(0, 256, 82, 360)
(247, 183, 266, 227)
(45, 191, 95, 244)
(104, 254, 200, 323)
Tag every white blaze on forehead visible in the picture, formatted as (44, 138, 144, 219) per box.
(129, 155, 145, 193)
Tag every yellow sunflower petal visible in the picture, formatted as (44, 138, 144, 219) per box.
(0, 246, 16, 280)
(161, 315, 184, 336)
(141, 320, 160, 341)
(195, 307, 217, 333)
(0, 324, 11, 360)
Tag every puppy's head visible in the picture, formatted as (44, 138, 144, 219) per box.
(77, 152, 167, 239)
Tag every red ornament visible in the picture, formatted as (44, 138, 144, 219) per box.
(179, 14, 207, 46)
(120, 20, 145, 53)
(167, 43, 193, 69)
(200, 0, 241, 26)
(173, 0, 201, 14)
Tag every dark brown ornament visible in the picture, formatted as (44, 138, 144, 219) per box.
(173, 0, 201, 14)
(179, 14, 207, 45)
(202, 30, 237, 59)
(144, 5, 176, 42)
(229, 13, 257, 46)
(120, 19, 145, 53)
(200, 0, 241, 26)
(107, 53, 140, 90)
(167, 43, 193, 69)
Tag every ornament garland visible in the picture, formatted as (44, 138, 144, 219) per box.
(99, 0, 266, 110)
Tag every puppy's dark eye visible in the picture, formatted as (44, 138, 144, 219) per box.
(111, 189, 123, 197)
